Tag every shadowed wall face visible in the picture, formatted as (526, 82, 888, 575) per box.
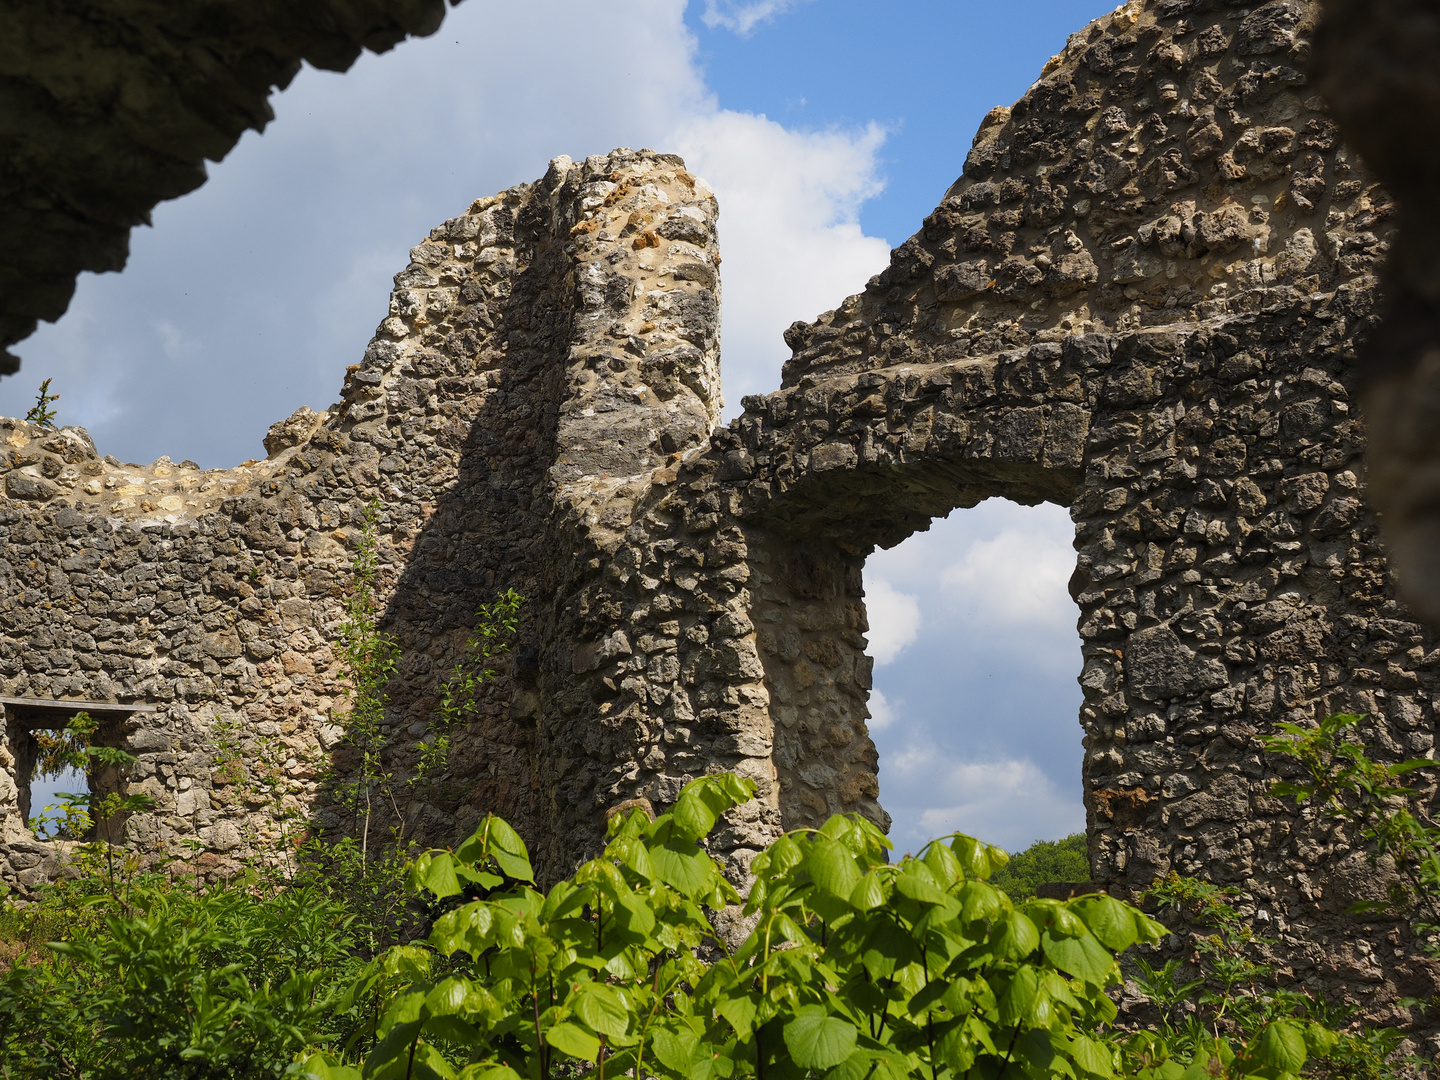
(0, 148, 736, 883)
(0, 0, 465, 374)
(1, 0, 1439, 1047)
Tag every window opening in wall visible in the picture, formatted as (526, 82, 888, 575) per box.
(1, 697, 154, 843)
(862, 499, 1084, 859)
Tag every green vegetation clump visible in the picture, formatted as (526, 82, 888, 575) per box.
(3, 562, 1435, 1080)
(24, 377, 59, 427)
(991, 832, 1090, 901)
(0, 760, 1429, 1079)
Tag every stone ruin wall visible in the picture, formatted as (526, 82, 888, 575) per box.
(1, 0, 470, 373)
(1, 0, 1438, 1053)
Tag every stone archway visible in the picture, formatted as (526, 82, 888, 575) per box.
(734, 351, 1090, 835)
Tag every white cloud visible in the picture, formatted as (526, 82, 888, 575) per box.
(3, 0, 891, 468)
(862, 577, 921, 665)
(867, 687, 899, 732)
(154, 320, 201, 364)
(884, 744, 1084, 855)
(941, 527, 1076, 625)
(700, 0, 813, 35)
(672, 112, 892, 409)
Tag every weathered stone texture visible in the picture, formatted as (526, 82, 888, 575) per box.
(3, 0, 1439, 1055)
(0, 148, 738, 883)
(0, 0, 467, 374)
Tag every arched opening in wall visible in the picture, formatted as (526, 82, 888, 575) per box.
(1, 697, 151, 843)
(861, 499, 1084, 862)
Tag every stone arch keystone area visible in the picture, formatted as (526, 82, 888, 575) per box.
(2, 0, 1438, 1041)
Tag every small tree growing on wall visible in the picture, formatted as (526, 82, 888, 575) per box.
(332, 500, 403, 860)
(23, 378, 59, 428)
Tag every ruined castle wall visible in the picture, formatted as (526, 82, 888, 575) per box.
(0, 148, 749, 884)
(2, 0, 1438, 1050)
(721, 0, 1438, 1036)
(0, 0, 467, 372)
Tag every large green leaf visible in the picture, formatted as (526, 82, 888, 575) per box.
(716, 993, 759, 1036)
(935, 1020, 979, 1074)
(1041, 930, 1115, 985)
(763, 834, 805, 876)
(649, 840, 713, 897)
(608, 835, 656, 879)
(922, 841, 964, 887)
(612, 890, 656, 938)
(1049, 905, 1086, 939)
(807, 837, 862, 899)
(783, 1005, 857, 1070)
(849, 870, 888, 911)
(364, 1019, 425, 1080)
(545, 1021, 601, 1061)
(1251, 1020, 1307, 1075)
(425, 977, 472, 1017)
(481, 817, 535, 882)
(894, 867, 948, 905)
(826, 1047, 914, 1080)
(1069, 1032, 1115, 1078)
(668, 774, 753, 841)
(1014, 1028, 1070, 1078)
(958, 879, 1004, 923)
(861, 918, 920, 979)
(1070, 894, 1154, 952)
(672, 789, 720, 840)
(409, 1041, 460, 1080)
(573, 982, 630, 1038)
(991, 910, 1040, 959)
(410, 852, 463, 899)
(652, 1027, 702, 1072)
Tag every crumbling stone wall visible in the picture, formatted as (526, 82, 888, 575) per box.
(2, 0, 1437, 1052)
(0, 148, 739, 884)
(0, 0, 468, 374)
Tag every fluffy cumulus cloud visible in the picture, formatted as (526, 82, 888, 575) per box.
(940, 526, 1077, 626)
(862, 500, 1085, 852)
(885, 743, 1085, 855)
(699, 0, 815, 35)
(672, 114, 891, 410)
(859, 577, 922, 666)
(2, 0, 889, 468)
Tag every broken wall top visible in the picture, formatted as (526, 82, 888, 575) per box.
(780, 0, 1384, 390)
(0, 0, 468, 373)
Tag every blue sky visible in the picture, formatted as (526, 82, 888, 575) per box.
(690, 0, 1114, 245)
(16, 0, 1117, 850)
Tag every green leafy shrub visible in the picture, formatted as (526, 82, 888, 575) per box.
(296, 775, 1343, 1080)
(0, 876, 364, 1080)
(6, 704, 1428, 1079)
(1266, 712, 1440, 956)
(1130, 873, 1416, 1080)
(991, 833, 1090, 901)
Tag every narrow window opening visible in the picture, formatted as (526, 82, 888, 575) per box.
(863, 500, 1085, 865)
(2, 697, 152, 844)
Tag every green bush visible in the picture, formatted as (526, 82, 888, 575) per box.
(5, 705, 1431, 1080)
(991, 833, 1090, 902)
(295, 775, 1345, 1080)
(0, 875, 364, 1079)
